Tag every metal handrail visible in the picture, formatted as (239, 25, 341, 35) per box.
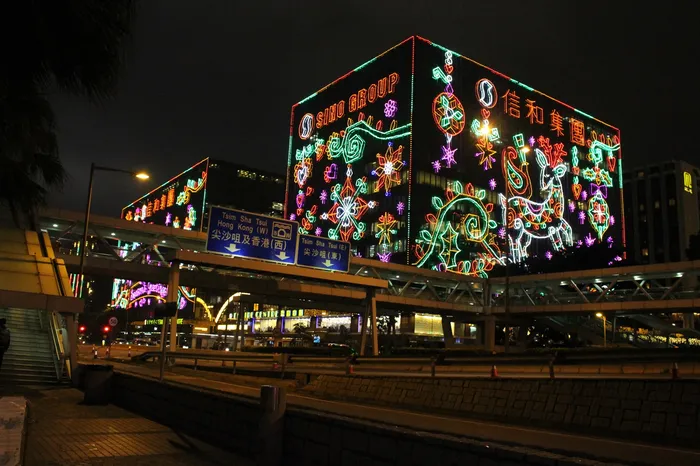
(47, 311, 71, 381)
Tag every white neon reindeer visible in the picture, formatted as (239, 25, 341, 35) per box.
(501, 146, 573, 263)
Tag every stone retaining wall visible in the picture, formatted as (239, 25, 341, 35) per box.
(108, 370, 628, 465)
(302, 376, 700, 446)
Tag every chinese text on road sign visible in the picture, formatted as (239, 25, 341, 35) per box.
(206, 206, 298, 264)
(297, 235, 351, 272)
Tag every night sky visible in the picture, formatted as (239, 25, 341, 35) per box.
(50, 0, 688, 216)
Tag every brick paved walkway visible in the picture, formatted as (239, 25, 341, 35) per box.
(9, 386, 252, 465)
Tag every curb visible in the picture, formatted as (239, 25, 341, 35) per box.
(0, 396, 28, 466)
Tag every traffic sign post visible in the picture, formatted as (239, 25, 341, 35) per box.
(206, 206, 299, 265)
(108, 317, 118, 327)
(296, 235, 351, 273)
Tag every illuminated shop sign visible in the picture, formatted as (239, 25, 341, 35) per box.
(121, 158, 209, 231)
(111, 279, 196, 313)
(684, 171, 693, 194)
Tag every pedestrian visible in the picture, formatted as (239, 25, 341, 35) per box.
(0, 318, 10, 372)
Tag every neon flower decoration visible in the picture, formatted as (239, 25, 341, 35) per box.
(588, 195, 611, 240)
(326, 166, 373, 241)
(396, 201, 405, 215)
(432, 93, 465, 136)
(384, 99, 398, 118)
(497, 227, 506, 239)
(414, 181, 502, 278)
(489, 178, 497, 191)
(578, 211, 586, 224)
(374, 143, 404, 195)
(568, 200, 576, 212)
(606, 236, 614, 248)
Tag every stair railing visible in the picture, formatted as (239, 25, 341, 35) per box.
(46, 311, 71, 381)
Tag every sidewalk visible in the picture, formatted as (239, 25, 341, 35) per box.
(0, 385, 251, 466)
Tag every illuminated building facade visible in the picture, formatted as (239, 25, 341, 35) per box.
(623, 161, 700, 264)
(122, 158, 285, 231)
(286, 36, 624, 277)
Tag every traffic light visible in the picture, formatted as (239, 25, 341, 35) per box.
(103, 326, 110, 333)
(79, 325, 86, 333)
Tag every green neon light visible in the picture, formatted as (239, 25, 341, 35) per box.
(297, 92, 318, 106)
(327, 120, 412, 164)
(509, 79, 534, 92)
(575, 108, 595, 120)
(426, 41, 462, 59)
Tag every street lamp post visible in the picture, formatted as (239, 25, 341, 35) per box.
(78, 163, 149, 307)
(596, 312, 606, 348)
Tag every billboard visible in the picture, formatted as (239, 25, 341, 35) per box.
(110, 279, 196, 316)
(286, 38, 413, 263)
(121, 158, 209, 231)
(286, 36, 624, 277)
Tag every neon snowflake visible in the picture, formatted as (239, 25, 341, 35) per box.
(396, 201, 405, 215)
(441, 145, 457, 168)
(578, 211, 586, 224)
(489, 178, 497, 191)
(319, 190, 328, 204)
(545, 250, 553, 260)
(584, 233, 596, 247)
(377, 252, 392, 263)
(432, 160, 441, 173)
(373, 143, 404, 195)
(315, 227, 322, 236)
(326, 166, 373, 242)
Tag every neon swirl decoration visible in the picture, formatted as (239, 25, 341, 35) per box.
(327, 120, 411, 165)
(414, 181, 502, 278)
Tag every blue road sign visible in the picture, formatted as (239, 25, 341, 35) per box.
(296, 235, 351, 273)
(205, 206, 298, 265)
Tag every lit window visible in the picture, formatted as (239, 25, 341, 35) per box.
(639, 204, 645, 212)
(654, 201, 660, 209)
(669, 198, 676, 206)
(637, 171, 645, 178)
(684, 171, 693, 193)
(642, 248, 649, 257)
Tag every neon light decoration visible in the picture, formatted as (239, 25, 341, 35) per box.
(326, 166, 373, 241)
(475, 78, 498, 108)
(294, 143, 314, 188)
(286, 36, 623, 274)
(414, 181, 502, 278)
(373, 143, 404, 195)
(328, 120, 411, 164)
(432, 93, 465, 136)
(111, 279, 195, 313)
(384, 99, 398, 118)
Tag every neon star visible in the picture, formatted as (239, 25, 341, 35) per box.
(441, 145, 457, 168)
(475, 136, 496, 170)
(438, 223, 461, 269)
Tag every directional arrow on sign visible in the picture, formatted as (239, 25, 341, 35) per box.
(225, 244, 240, 253)
(276, 251, 290, 261)
(322, 259, 333, 267)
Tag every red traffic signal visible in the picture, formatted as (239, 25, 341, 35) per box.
(103, 326, 110, 333)
(79, 325, 86, 333)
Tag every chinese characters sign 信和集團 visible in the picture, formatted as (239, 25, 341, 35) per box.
(206, 206, 298, 264)
(297, 235, 351, 272)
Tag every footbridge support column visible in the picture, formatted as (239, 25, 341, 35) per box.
(167, 262, 180, 351)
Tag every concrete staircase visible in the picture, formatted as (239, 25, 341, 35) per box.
(0, 308, 58, 384)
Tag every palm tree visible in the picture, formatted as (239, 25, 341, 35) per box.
(0, 1, 136, 226)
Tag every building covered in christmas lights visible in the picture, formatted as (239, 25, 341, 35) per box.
(286, 36, 624, 277)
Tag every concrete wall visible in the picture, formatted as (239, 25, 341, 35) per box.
(108, 370, 624, 465)
(302, 376, 700, 447)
